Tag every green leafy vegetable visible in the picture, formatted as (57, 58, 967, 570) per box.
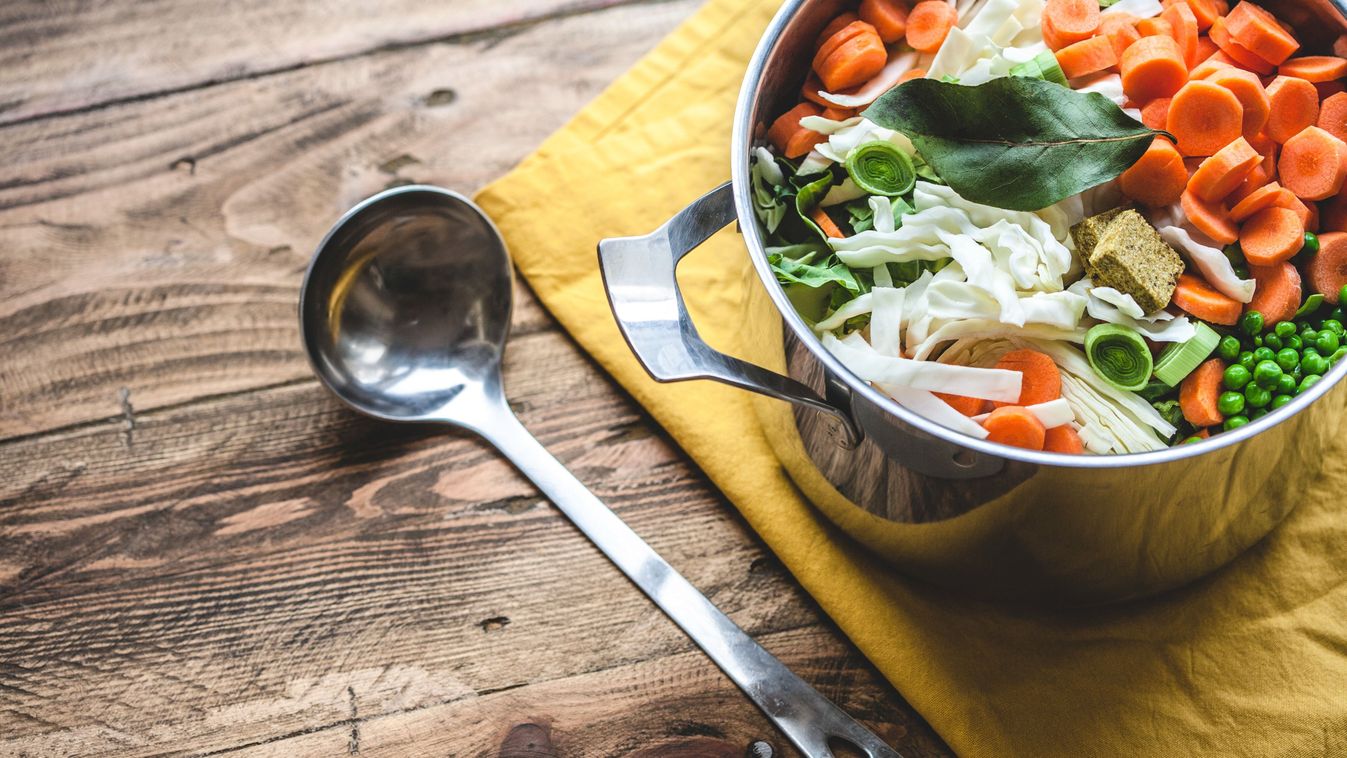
(750, 156, 789, 233)
(793, 173, 836, 241)
(1154, 323, 1221, 386)
(1295, 293, 1326, 319)
(863, 77, 1169, 211)
(767, 245, 866, 322)
(1009, 50, 1069, 87)
(845, 199, 876, 234)
(1085, 324, 1154, 392)
(845, 142, 917, 197)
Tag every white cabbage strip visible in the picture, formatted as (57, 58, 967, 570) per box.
(823, 333, 1023, 402)
(1159, 225, 1257, 303)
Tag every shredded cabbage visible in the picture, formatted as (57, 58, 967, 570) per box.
(1103, 0, 1163, 19)
(1067, 278, 1198, 343)
(883, 383, 993, 439)
(973, 397, 1074, 428)
(1158, 225, 1257, 303)
(823, 332, 1024, 401)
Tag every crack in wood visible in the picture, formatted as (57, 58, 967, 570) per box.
(117, 387, 135, 449)
(347, 685, 360, 754)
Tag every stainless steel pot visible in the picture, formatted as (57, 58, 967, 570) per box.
(599, 0, 1347, 604)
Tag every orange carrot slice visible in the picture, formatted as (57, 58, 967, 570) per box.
(1043, 425, 1086, 454)
(1141, 97, 1173, 130)
(1056, 36, 1119, 79)
(817, 12, 861, 47)
(983, 407, 1048, 451)
(1189, 136, 1261, 202)
(1174, 274, 1243, 325)
(992, 350, 1062, 408)
(936, 393, 991, 417)
(1045, 0, 1101, 43)
(898, 68, 928, 83)
(906, 0, 957, 53)
(1205, 67, 1270, 140)
(1279, 56, 1347, 83)
(1228, 163, 1272, 204)
(1210, 17, 1275, 75)
(768, 103, 823, 154)
(785, 127, 828, 159)
(1318, 91, 1347, 144)
(1309, 232, 1347, 302)
(1120, 138, 1189, 206)
(1279, 125, 1347, 201)
(1225, 1, 1300, 66)
(860, 0, 909, 43)
(1161, 2, 1200, 66)
(1240, 206, 1306, 265)
(1195, 35, 1220, 62)
(1180, 358, 1227, 427)
(1263, 76, 1321, 144)
(1122, 35, 1190, 102)
(1190, 50, 1236, 80)
(1229, 182, 1292, 222)
(1166, 80, 1244, 156)
(1247, 261, 1303, 322)
(1274, 192, 1315, 230)
(1185, 0, 1224, 31)
(1101, 14, 1142, 60)
(811, 207, 846, 239)
(1137, 17, 1174, 39)
(813, 21, 874, 73)
(1182, 188, 1240, 244)
(817, 29, 889, 91)
(1041, 13, 1074, 52)
(821, 106, 857, 120)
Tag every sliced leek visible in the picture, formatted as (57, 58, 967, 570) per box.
(1085, 324, 1153, 392)
(1153, 322, 1221, 386)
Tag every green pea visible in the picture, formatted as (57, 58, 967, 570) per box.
(1303, 327, 1320, 342)
(1253, 360, 1283, 388)
(1218, 335, 1242, 362)
(1249, 407, 1269, 421)
(1223, 243, 1244, 266)
(1239, 351, 1257, 370)
(1275, 348, 1299, 371)
(1217, 391, 1246, 416)
(1291, 364, 1305, 381)
(1286, 335, 1304, 351)
(1300, 374, 1323, 394)
(1263, 334, 1282, 350)
(1245, 383, 1272, 408)
(1253, 346, 1276, 364)
(1302, 232, 1320, 256)
(1182, 436, 1205, 445)
(1271, 393, 1295, 410)
(1224, 364, 1252, 390)
(1253, 335, 1264, 347)
(1303, 346, 1322, 360)
(1224, 415, 1250, 431)
(1316, 331, 1341, 354)
(1241, 311, 1264, 337)
(1323, 319, 1345, 336)
(1332, 347, 1347, 365)
(1303, 353, 1329, 376)
(1339, 284, 1347, 305)
(1234, 266, 1250, 279)
(1276, 373, 1298, 395)
(1274, 321, 1297, 339)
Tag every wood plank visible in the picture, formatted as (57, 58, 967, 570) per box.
(0, 0, 698, 439)
(0, 308, 946, 756)
(0, 0, 653, 126)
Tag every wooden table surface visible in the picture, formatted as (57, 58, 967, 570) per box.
(0, 2, 951, 755)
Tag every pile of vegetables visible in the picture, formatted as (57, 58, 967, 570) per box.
(754, 0, 1347, 455)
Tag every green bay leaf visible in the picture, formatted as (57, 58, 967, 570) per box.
(862, 77, 1171, 212)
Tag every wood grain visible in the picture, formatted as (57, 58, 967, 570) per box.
(0, 0, 953, 753)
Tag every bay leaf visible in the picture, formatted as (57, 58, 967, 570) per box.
(863, 77, 1170, 212)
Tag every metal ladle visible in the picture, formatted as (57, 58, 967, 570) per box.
(298, 185, 900, 758)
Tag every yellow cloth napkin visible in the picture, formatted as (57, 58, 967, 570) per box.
(475, 0, 1347, 753)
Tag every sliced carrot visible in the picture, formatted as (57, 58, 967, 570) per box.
(813, 21, 873, 74)
(983, 406, 1048, 451)
(1278, 126, 1347, 201)
(1180, 358, 1227, 427)
(1045, 0, 1101, 43)
(1174, 274, 1243, 324)
(899, 67, 928, 83)
(1279, 56, 1347, 83)
(1247, 261, 1303, 322)
(860, 0, 909, 44)
(1309, 232, 1347, 302)
(1056, 36, 1119, 79)
(1249, 132, 1279, 179)
(811, 207, 846, 239)
(1274, 192, 1315, 229)
(1141, 97, 1173, 130)
(1189, 136, 1261, 202)
(767, 102, 823, 155)
(906, 0, 957, 53)
(1228, 163, 1272, 204)
(1321, 193, 1347, 232)
(817, 30, 889, 91)
(1240, 206, 1306, 265)
(1166, 80, 1244, 156)
(1229, 182, 1292, 222)
(1318, 91, 1347, 145)
(1121, 137, 1189, 206)
(1043, 425, 1086, 454)
(821, 106, 857, 120)
(1195, 35, 1220, 62)
(1185, 0, 1224, 31)
(1121, 35, 1190, 102)
(1041, 12, 1074, 52)
(1205, 67, 1270, 140)
(1182, 188, 1240, 244)
(992, 349, 1062, 408)
(1225, 1, 1300, 66)
(1137, 17, 1174, 39)
(1191, 51, 1236, 80)
(785, 127, 828, 159)
(1209, 17, 1275, 75)
(1263, 76, 1320, 144)
(935, 393, 990, 417)
(817, 12, 861, 48)
(802, 75, 836, 106)
(1100, 14, 1142, 61)
(1161, 2, 1200, 67)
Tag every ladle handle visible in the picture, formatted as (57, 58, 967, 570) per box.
(477, 406, 901, 758)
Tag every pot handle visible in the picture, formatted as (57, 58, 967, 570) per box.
(598, 182, 859, 447)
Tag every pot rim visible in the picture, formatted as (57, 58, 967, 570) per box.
(729, 0, 1347, 469)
